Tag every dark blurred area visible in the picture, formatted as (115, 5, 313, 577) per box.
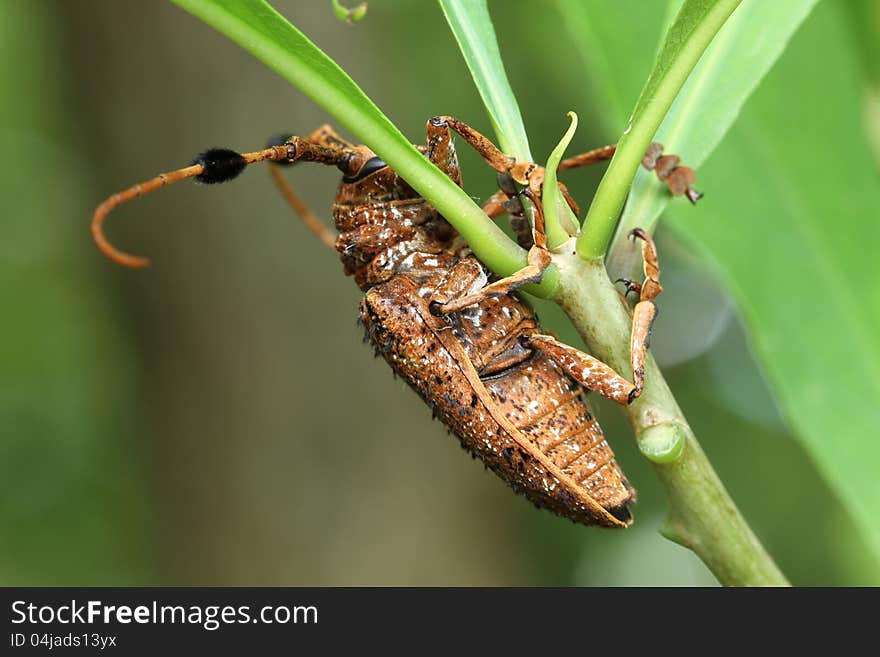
(2, 0, 878, 586)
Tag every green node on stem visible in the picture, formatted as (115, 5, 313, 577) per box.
(638, 422, 686, 464)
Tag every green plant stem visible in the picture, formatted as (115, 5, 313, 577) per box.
(553, 249, 788, 586)
(558, 0, 786, 585)
(605, 0, 819, 286)
(576, 0, 742, 259)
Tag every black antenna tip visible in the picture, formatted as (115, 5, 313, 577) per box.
(192, 148, 247, 184)
(266, 133, 294, 167)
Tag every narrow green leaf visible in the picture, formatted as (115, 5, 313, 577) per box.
(438, 0, 531, 160)
(608, 0, 819, 280)
(665, 3, 880, 559)
(170, 0, 562, 292)
(542, 112, 580, 249)
(570, 0, 880, 560)
(575, 0, 742, 259)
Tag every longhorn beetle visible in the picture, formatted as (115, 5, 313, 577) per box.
(92, 117, 700, 528)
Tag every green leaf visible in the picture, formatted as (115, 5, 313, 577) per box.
(437, 0, 531, 160)
(556, 0, 668, 132)
(670, 3, 880, 560)
(844, 0, 880, 85)
(608, 0, 819, 279)
(571, 0, 880, 560)
(170, 0, 558, 290)
(845, 0, 880, 166)
(542, 112, 580, 249)
(574, 0, 742, 259)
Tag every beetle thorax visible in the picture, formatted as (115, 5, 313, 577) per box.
(332, 166, 457, 291)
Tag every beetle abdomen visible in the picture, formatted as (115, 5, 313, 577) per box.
(482, 352, 635, 524)
(360, 274, 635, 527)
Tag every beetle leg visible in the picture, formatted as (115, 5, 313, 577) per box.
(428, 116, 588, 249)
(481, 190, 509, 219)
(615, 278, 642, 299)
(624, 228, 662, 392)
(560, 142, 702, 203)
(628, 228, 662, 302)
(268, 164, 336, 249)
(558, 144, 617, 171)
(639, 143, 703, 203)
(628, 299, 656, 400)
(428, 259, 487, 311)
(487, 180, 576, 248)
(426, 116, 548, 200)
(263, 130, 380, 250)
(432, 190, 551, 315)
(531, 227, 664, 403)
(525, 334, 638, 405)
(429, 116, 701, 204)
(529, 305, 657, 406)
(430, 245, 550, 315)
(492, 175, 534, 249)
(558, 181, 580, 216)
(428, 116, 514, 178)
(481, 188, 533, 248)
(425, 117, 464, 186)
(308, 124, 357, 151)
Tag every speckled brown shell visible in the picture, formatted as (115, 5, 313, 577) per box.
(335, 162, 635, 528)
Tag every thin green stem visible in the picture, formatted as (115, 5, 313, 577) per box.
(558, 0, 785, 585)
(576, 0, 742, 259)
(552, 252, 788, 586)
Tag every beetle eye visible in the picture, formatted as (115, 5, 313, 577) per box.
(344, 156, 387, 182)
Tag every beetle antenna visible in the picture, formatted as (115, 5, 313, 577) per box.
(92, 144, 293, 268)
(268, 166, 337, 249)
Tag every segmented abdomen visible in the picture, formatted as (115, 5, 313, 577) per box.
(332, 168, 635, 527)
(482, 351, 635, 523)
(360, 272, 635, 528)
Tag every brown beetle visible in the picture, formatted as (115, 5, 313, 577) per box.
(92, 117, 699, 528)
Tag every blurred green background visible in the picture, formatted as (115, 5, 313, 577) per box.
(2, 0, 878, 586)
